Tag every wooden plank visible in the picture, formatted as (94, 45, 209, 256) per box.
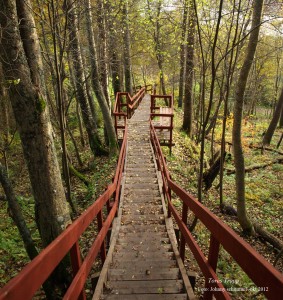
(122, 204, 163, 212)
(108, 268, 180, 280)
(112, 251, 175, 260)
(114, 243, 172, 252)
(101, 294, 188, 300)
(105, 280, 183, 294)
(124, 183, 159, 189)
(117, 232, 169, 241)
(121, 214, 165, 222)
(119, 224, 167, 233)
(110, 259, 177, 269)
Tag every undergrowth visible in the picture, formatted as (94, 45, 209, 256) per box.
(165, 107, 282, 299)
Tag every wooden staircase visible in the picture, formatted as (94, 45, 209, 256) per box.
(93, 95, 195, 299)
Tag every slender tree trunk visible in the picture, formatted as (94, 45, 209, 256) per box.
(155, 2, 166, 95)
(122, 0, 133, 95)
(182, 0, 195, 135)
(66, 0, 105, 156)
(49, 0, 75, 213)
(76, 100, 86, 147)
(178, 0, 188, 108)
(0, 0, 71, 247)
(0, 163, 56, 298)
(96, 0, 111, 107)
(220, 0, 241, 206)
(280, 103, 283, 128)
(262, 87, 283, 145)
(84, 0, 118, 156)
(147, 0, 166, 95)
(0, 63, 10, 173)
(105, 0, 122, 95)
(232, 0, 264, 235)
(0, 164, 38, 259)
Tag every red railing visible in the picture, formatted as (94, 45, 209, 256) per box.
(113, 87, 146, 139)
(150, 120, 283, 300)
(134, 84, 152, 93)
(150, 94, 174, 151)
(0, 127, 128, 300)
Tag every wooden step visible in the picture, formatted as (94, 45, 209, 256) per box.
(110, 259, 177, 269)
(122, 206, 163, 215)
(104, 279, 184, 294)
(119, 224, 167, 233)
(121, 214, 165, 222)
(124, 183, 159, 190)
(125, 177, 158, 184)
(108, 268, 180, 281)
(116, 236, 170, 244)
(123, 190, 161, 198)
(114, 243, 172, 253)
(101, 294, 188, 299)
(117, 231, 169, 239)
(112, 251, 175, 260)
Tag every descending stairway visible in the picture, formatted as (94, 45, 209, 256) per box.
(93, 95, 195, 299)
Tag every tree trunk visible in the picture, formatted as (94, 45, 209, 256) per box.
(105, 0, 122, 95)
(66, 0, 105, 156)
(0, 0, 71, 247)
(178, 0, 188, 108)
(0, 63, 10, 173)
(155, 1, 166, 95)
(232, 0, 264, 235)
(0, 164, 38, 260)
(182, 0, 195, 135)
(147, 0, 166, 95)
(279, 101, 283, 128)
(122, 0, 133, 95)
(0, 163, 56, 298)
(49, 0, 75, 213)
(262, 87, 283, 145)
(96, 0, 111, 107)
(84, 0, 118, 156)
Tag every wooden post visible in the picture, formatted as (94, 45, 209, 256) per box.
(203, 235, 220, 300)
(97, 211, 106, 263)
(179, 203, 188, 261)
(70, 242, 86, 300)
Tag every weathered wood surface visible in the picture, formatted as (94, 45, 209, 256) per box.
(93, 95, 195, 299)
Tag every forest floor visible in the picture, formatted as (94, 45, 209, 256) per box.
(0, 106, 282, 299)
(163, 107, 283, 299)
(0, 130, 117, 292)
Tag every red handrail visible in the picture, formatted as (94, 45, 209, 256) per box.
(150, 94, 174, 152)
(0, 127, 128, 300)
(113, 87, 146, 138)
(149, 120, 283, 300)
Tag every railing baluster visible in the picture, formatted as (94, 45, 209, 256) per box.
(97, 211, 106, 263)
(204, 235, 220, 300)
(70, 242, 86, 300)
(179, 203, 188, 261)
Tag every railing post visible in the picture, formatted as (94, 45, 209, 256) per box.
(170, 115, 173, 155)
(70, 242, 86, 300)
(150, 95, 155, 113)
(179, 203, 188, 261)
(117, 93, 121, 113)
(167, 183, 172, 218)
(203, 235, 220, 300)
(97, 211, 107, 263)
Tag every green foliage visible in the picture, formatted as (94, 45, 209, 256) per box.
(6, 79, 20, 85)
